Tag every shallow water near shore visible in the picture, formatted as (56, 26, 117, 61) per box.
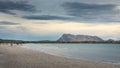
(23, 44, 120, 63)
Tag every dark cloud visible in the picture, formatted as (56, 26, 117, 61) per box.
(0, 21, 19, 25)
(33, 22, 49, 24)
(0, 0, 36, 14)
(23, 15, 71, 20)
(62, 2, 116, 16)
(62, 2, 120, 22)
(0, 9, 16, 15)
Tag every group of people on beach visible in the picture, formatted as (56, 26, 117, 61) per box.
(0, 43, 22, 46)
(10, 43, 22, 46)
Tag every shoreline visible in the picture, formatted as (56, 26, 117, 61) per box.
(0, 45, 120, 68)
(22, 45, 120, 65)
(22, 44, 120, 64)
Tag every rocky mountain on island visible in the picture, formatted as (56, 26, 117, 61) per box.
(57, 34, 104, 42)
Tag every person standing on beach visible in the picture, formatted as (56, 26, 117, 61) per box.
(10, 43, 13, 46)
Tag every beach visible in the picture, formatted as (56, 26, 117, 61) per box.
(0, 45, 120, 68)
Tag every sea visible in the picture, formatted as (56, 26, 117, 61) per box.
(23, 44, 120, 64)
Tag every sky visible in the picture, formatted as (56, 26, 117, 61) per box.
(0, 0, 120, 41)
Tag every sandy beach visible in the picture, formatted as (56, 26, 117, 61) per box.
(0, 45, 120, 68)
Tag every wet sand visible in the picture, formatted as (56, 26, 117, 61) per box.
(0, 45, 120, 68)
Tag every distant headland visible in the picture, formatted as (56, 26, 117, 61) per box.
(0, 34, 120, 44)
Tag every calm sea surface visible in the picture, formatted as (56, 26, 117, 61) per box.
(23, 44, 120, 63)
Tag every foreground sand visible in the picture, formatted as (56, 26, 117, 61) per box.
(0, 45, 120, 68)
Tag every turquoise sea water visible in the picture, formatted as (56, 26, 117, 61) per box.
(23, 44, 120, 63)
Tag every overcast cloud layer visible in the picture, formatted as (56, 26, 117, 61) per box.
(0, 0, 36, 14)
(62, 2, 120, 22)
(0, 0, 120, 40)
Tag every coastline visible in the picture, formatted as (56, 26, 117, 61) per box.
(0, 45, 120, 68)
(22, 45, 120, 65)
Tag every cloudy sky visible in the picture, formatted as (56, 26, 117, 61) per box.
(0, 0, 120, 41)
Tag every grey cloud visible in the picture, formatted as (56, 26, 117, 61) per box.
(0, 21, 19, 25)
(62, 2, 116, 16)
(23, 15, 72, 20)
(0, 9, 16, 15)
(0, 0, 36, 14)
(62, 2, 120, 22)
(33, 22, 49, 24)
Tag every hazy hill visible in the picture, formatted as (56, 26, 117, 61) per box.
(57, 34, 103, 42)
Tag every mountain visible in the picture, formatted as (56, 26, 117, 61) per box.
(57, 34, 103, 42)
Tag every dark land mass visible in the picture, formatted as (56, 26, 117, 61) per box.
(0, 34, 120, 44)
(0, 39, 120, 44)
